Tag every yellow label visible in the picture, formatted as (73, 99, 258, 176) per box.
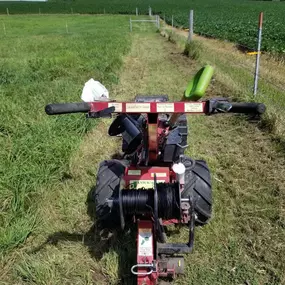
(126, 103, 150, 113)
(127, 170, 141, 176)
(108, 102, 122, 112)
(184, 103, 203, 113)
(151, 173, 167, 178)
(157, 103, 174, 113)
(129, 180, 165, 189)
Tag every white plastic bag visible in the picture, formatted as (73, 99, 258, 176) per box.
(81, 79, 109, 102)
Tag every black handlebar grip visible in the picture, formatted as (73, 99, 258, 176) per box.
(229, 102, 266, 115)
(45, 102, 91, 115)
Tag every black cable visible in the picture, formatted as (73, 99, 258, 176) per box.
(157, 183, 180, 220)
(120, 183, 180, 220)
(121, 189, 154, 215)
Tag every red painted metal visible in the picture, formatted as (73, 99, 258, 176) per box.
(96, 101, 196, 284)
(137, 220, 157, 285)
(88, 101, 206, 114)
(124, 166, 170, 188)
(148, 123, 158, 161)
(162, 219, 179, 225)
(259, 12, 263, 29)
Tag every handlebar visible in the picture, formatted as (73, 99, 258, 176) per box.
(45, 102, 90, 115)
(45, 100, 266, 116)
(228, 102, 266, 115)
(207, 99, 266, 115)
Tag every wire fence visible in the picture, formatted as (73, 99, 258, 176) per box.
(163, 11, 285, 102)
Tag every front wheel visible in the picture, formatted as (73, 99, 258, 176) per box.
(87, 160, 125, 229)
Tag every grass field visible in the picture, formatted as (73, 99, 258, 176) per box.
(1, 0, 285, 53)
(1, 14, 285, 285)
(0, 14, 131, 255)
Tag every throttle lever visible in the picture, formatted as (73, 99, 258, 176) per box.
(87, 106, 115, 118)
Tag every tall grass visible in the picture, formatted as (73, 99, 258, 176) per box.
(163, 28, 285, 140)
(0, 15, 131, 254)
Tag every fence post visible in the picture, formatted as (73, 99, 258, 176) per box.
(172, 15, 174, 28)
(39, 8, 41, 15)
(66, 22, 69, 34)
(188, 10, 194, 42)
(6, 8, 9, 16)
(253, 12, 263, 96)
(3, 22, 6, 35)
(156, 15, 160, 29)
(130, 18, 132, 32)
(136, 7, 138, 16)
(149, 6, 152, 16)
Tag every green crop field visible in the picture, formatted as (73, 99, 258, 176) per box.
(0, 0, 285, 53)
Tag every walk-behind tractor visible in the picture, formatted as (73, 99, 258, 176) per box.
(45, 66, 265, 285)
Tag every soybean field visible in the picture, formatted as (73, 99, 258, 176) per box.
(1, 0, 285, 53)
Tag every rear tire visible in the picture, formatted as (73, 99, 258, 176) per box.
(181, 156, 212, 225)
(87, 160, 125, 229)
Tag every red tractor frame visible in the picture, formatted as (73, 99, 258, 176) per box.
(46, 96, 265, 285)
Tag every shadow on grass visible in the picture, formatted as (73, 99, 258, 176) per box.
(31, 224, 137, 285)
(30, 153, 138, 284)
(31, 175, 136, 285)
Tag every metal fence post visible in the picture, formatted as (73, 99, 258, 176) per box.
(6, 8, 9, 16)
(156, 15, 160, 29)
(188, 10, 194, 42)
(136, 7, 138, 16)
(149, 6, 152, 16)
(172, 15, 174, 28)
(130, 18, 132, 32)
(253, 12, 263, 96)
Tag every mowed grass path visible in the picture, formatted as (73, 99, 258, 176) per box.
(0, 14, 131, 265)
(1, 16, 285, 285)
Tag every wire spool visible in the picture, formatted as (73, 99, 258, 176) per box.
(157, 182, 180, 220)
(115, 182, 181, 229)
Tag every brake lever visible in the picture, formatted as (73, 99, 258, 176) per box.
(87, 106, 115, 118)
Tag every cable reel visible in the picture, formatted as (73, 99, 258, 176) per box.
(111, 177, 181, 231)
